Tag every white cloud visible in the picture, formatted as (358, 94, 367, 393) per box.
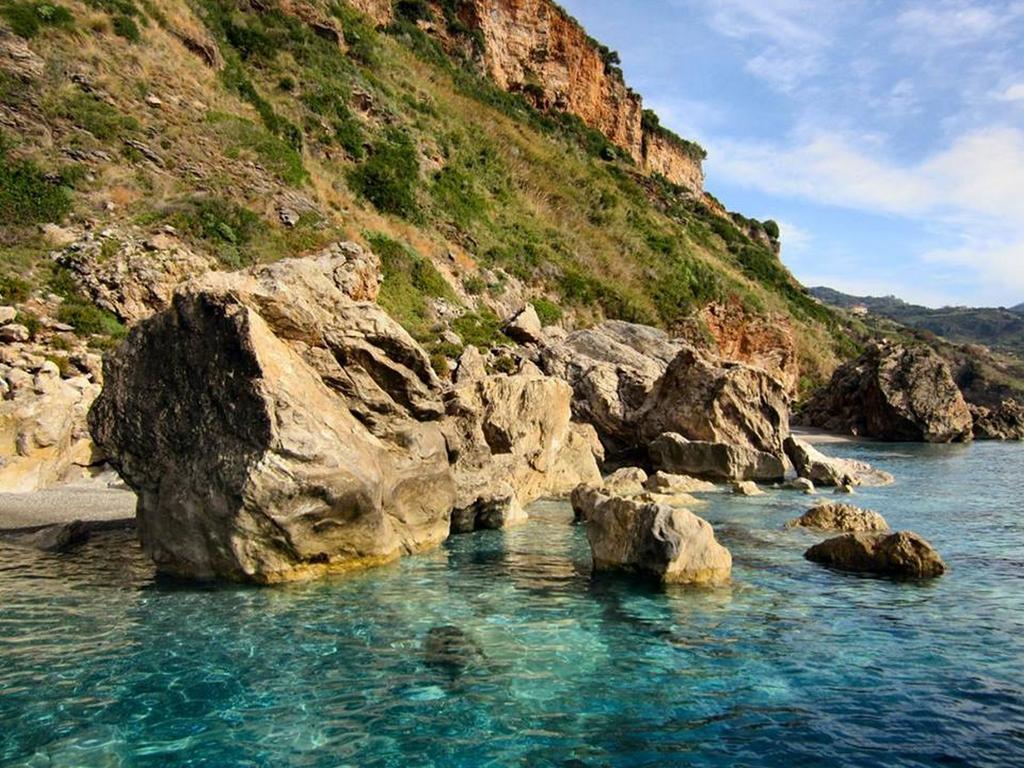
(895, 1, 1024, 47)
(776, 220, 813, 254)
(996, 83, 1024, 102)
(708, 125, 1024, 302)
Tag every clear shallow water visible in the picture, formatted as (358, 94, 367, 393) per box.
(2, 442, 1024, 767)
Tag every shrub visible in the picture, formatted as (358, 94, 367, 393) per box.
(0, 135, 73, 226)
(57, 302, 126, 337)
(163, 197, 267, 268)
(15, 311, 41, 339)
(55, 92, 139, 141)
(395, 0, 432, 22)
(532, 297, 563, 326)
(1, 2, 73, 38)
(111, 13, 140, 41)
(368, 233, 454, 339)
(206, 112, 307, 185)
(763, 219, 780, 240)
(0, 274, 31, 303)
(350, 129, 420, 219)
(452, 309, 510, 349)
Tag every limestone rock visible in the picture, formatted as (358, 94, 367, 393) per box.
(731, 480, 764, 496)
(644, 471, 716, 494)
(805, 531, 945, 578)
(788, 502, 889, 532)
(970, 401, 1024, 440)
(799, 342, 973, 443)
(603, 466, 647, 496)
(0, 371, 101, 493)
(89, 253, 456, 583)
(786, 477, 816, 494)
(0, 306, 17, 325)
(649, 433, 785, 482)
(444, 362, 600, 533)
(537, 320, 683, 453)
(783, 437, 894, 487)
(638, 345, 790, 457)
(0, 324, 30, 343)
(570, 483, 602, 524)
(504, 304, 543, 344)
(584, 490, 732, 585)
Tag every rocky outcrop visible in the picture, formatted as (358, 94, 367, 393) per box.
(697, 302, 800, 395)
(0, 355, 101, 493)
(348, 0, 393, 25)
(638, 346, 790, 457)
(649, 433, 785, 482)
(788, 502, 889, 533)
(642, 130, 704, 191)
(538, 321, 790, 459)
(581, 487, 731, 585)
(55, 229, 214, 325)
(444, 356, 600, 533)
(805, 531, 945, 578)
(602, 467, 647, 496)
(783, 437, 894, 487)
(90, 254, 458, 583)
(538, 320, 683, 453)
(799, 342, 973, 443)
(970, 401, 1024, 440)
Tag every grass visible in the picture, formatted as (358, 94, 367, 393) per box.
(49, 267, 126, 338)
(53, 92, 140, 141)
(205, 112, 307, 185)
(0, 133, 74, 227)
(367, 232, 455, 341)
(1, 1, 73, 38)
(349, 129, 421, 219)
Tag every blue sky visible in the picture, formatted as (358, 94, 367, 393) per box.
(558, 0, 1024, 308)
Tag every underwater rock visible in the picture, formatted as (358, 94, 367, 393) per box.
(423, 625, 485, 676)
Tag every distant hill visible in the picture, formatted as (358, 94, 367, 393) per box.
(810, 287, 1024, 356)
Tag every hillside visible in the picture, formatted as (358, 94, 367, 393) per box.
(0, 0, 851, 394)
(810, 286, 1024, 357)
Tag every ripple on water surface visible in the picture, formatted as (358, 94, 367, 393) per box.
(2, 442, 1024, 767)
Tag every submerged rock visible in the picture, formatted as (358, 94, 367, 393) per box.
(423, 625, 485, 677)
(90, 254, 456, 583)
(649, 433, 785, 482)
(582, 488, 731, 585)
(798, 342, 973, 443)
(805, 531, 945, 578)
(788, 502, 889, 532)
(7, 520, 91, 553)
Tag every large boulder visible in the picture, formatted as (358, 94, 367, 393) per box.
(582, 488, 732, 585)
(444, 357, 601, 532)
(805, 531, 945, 578)
(537, 321, 683, 453)
(90, 254, 456, 583)
(649, 432, 785, 482)
(799, 342, 973, 443)
(783, 437, 893, 487)
(638, 346, 790, 457)
(787, 502, 889, 532)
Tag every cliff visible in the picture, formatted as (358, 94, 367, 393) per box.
(360, 0, 706, 192)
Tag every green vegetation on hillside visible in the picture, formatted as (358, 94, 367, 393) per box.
(0, 0, 851, 382)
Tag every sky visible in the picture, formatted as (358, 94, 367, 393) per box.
(558, 0, 1024, 308)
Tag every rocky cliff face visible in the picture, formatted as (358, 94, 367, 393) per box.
(642, 131, 705, 193)
(374, 0, 705, 191)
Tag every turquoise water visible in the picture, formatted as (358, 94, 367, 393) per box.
(2, 441, 1024, 767)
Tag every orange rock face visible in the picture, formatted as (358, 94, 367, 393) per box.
(700, 302, 800, 394)
(643, 131, 704, 192)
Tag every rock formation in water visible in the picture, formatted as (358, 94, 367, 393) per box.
(577, 486, 731, 585)
(970, 401, 1024, 440)
(649, 433, 786, 482)
(89, 250, 598, 582)
(787, 503, 889, 533)
(798, 342, 974, 443)
(805, 531, 945, 578)
(783, 437, 893, 487)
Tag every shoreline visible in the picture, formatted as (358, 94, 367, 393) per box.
(0, 480, 136, 532)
